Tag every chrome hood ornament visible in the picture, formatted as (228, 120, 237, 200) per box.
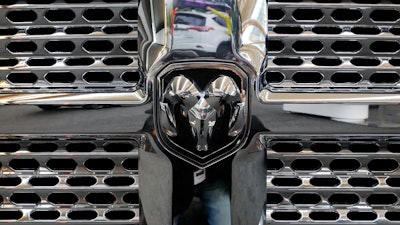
(138, 0, 267, 168)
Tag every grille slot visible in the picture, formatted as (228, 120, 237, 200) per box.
(265, 134, 400, 224)
(262, 1, 400, 99)
(0, 0, 143, 96)
(0, 134, 142, 224)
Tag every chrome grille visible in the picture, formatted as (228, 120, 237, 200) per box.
(264, 1, 400, 96)
(0, 1, 141, 93)
(264, 134, 400, 224)
(0, 134, 142, 224)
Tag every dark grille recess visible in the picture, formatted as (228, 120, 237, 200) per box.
(0, 134, 142, 224)
(263, 1, 400, 96)
(264, 134, 400, 224)
(0, 0, 142, 94)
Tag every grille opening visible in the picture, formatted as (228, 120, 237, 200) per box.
(386, 178, 400, 187)
(121, 71, 141, 83)
(121, 8, 138, 21)
(291, 159, 322, 171)
(104, 142, 136, 152)
(67, 176, 97, 186)
(66, 143, 96, 152)
(329, 159, 361, 171)
(388, 143, 400, 153)
(265, 72, 285, 83)
(389, 58, 400, 66)
(351, 27, 381, 35)
(65, 57, 95, 66)
(386, 211, 400, 221)
(268, 8, 285, 21)
(328, 193, 360, 205)
(312, 26, 342, 34)
(122, 158, 138, 170)
(103, 25, 134, 34)
(273, 57, 303, 66)
(390, 27, 400, 35)
(84, 158, 115, 171)
(83, 40, 114, 52)
(271, 177, 302, 187)
(123, 192, 139, 204)
(349, 142, 380, 152)
(353, 0, 380, 3)
(351, 58, 381, 66)
(121, 39, 138, 52)
(311, 142, 341, 152)
(27, 58, 57, 67)
(309, 211, 340, 221)
(7, 41, 37, 53)
(273, 26, 303, 34)
(348, 177, 379, 187)
(103, 57, 133, 66)
(310, 177, 340, 187)
(267, 159, 284, 171)
(48, 193, 78, 205)
(0, 177, 21, 186)
(370, 10, 400, 22)
(7, 10, 37, 23)
(370, 41, 400, 53)
(331, 72, 362, 83)
(83, 71, 114, 83)
(85, 193, 116, 205)
(68, 210, 98, 220)
(28, 143, 58, 152)
(368, 159, 399, 171)
(367, 193, 398, 205)
(267, 40, 285, 52)
(105, 210, 135, 220)
(10, 193, 41, 205)
(370, 72, 400, 83)
(0, 211, 23, 220)
(290, 193, 321, 205)
(271, 142, 302, 152)
(312, 57, 342, 66)
(45, 41, 76, 53)
(45, 9, 76, 22)
(331, 41, 362, 53)
(0, 59, 18, 67)
(29, 177, 59, 186)
(292, 9, 324, 21)
(65, 26, 95, 34)
(46, 159, 77, 171)
(331, 9, 362, 21)
(7, 72, 38, 84)
(1, 0, 17, 5)
(104, 176, 135, 186)
(83, 8, 114, 21)
(9, 159, 39, 170)
(30, 210, 60, 220)
(293, 72, 323, 83)
(45, 72, 76, 83)
(27, 27, 56, 35)
(266, 193, 284, 205)
(0, 143, 20, 152)
(348, 211, 378, 221)
(271, 211, 301, 221)
(293, 41, 323, 52)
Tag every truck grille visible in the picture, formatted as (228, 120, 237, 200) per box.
(0, 134, 142, 224)
(0, 0, 141, 94)
(264, 1, 400, 96)
(264, 134, 400, 224)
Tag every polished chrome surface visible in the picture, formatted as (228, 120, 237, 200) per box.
(0, 0, 147, 105)
(0, 134, 143, 224)
(263, 133, 400, 224)
(258, 1, 400, 103)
